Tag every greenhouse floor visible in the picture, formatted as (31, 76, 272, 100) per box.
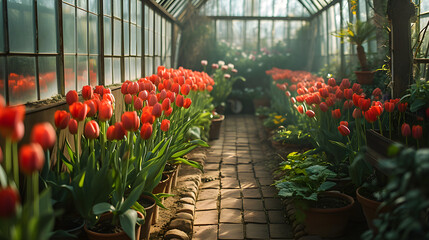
(191, 115, 366, 240)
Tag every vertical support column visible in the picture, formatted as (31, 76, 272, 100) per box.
(339, 1, 345, 78)
(388, 0, 415, 98)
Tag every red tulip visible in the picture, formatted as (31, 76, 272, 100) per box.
(134, 97, 143, 110)
(69, 102, 88, 121)
(114, 122, 127, 140)
(318, 88, 329, 98)
(285, 91, 291, 97)
(121, 111, 140, 131)
(297, 105, 304, 114)
(340, 121, 348, 127)
(31, 123, 56, 150)
(306, 110, 315, 118)
(364, 108, 377, 123)
(338, 125, 350, 136)
(171, 83, 180, 94)
(167, 91, 176, 103)
(328, 78, 336, 87)
(11, 122, 24, 142)
(140, 123, 153, 140)
(358, 98, 371, 111)
(66, 90, 78, 105)
(103, 93, 115, 103)
(19, 143, 45, 175)
(138, 90, 148, 101)
(0, 105, 26, 139)
(84, 120, 99, 139)
(343, 100, 353, 110)
(152, 103, 162, 118)
(401, 123, 411, 137)
(340, 79, 350, 89)
(106, 125, 116, 141)
(159, 89, 167, 101)
(331, 109, 341, 119)
(160, 119, 170, 132)
(68, 119, 78, 134)
(372, 88, 382, 100)
(148, 94, 158, 106)
(398, 102, 408, 112)
(384, 102, 395, 113)
(0, 187, 20, 217)
(319, 102, 328, 112)
(53, 110, 70, 130)
(353, 108, 362, 119)
(164, 107, 173, 117)
(141, 108, 155, 124)
(412, 125, 423, 139)
(99, 100, 113, 122)
(183, 98, 192, 109)
(426, 107, 429, 118)
(94, 85, 104, 95)
(127, 82, 139, 95)
(82, 85, 93, 100)
(344, 89, 353, 100)
(85, 100, 97, 117)
(181, 84, 191, 96)
(162, 98, 171, 111)
(290, 97, 296, 104)
(124, 94, 133, 105)
(121, 82, 129, 95)
(352, 83, 361, 93)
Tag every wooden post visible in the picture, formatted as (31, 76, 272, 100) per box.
(388, 0, 415, 98)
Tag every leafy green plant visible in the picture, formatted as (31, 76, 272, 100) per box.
(401, 79, 429, 112)
(255, 106, 272, 118)
(272, 125, 312, 145)
(209, 62, 245, 108)
(263, 113, 287, 129)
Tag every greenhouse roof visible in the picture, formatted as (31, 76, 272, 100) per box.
(154, 0, 340, 22)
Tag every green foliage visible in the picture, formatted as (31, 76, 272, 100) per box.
(263, 113, 287, 129)
(401, 79, 429, 112)
(333, 20, 376, 47)
(209, 65, 245, 108)
(255, 106, 272, 118)
(272, 125, 312, 146)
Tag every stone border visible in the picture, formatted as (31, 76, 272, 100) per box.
(163, 150, 207, 240)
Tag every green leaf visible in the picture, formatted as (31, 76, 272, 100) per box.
(410, 99, 426, 112)
(190, 139, 210, 148)
(171, 145, 198, 159)
(119, 209, 137, 240)
(93, 202, 116, 215)
(0, 165, 7, 188)
(119, 182, 145, 214)
(317, 181, 336, 191)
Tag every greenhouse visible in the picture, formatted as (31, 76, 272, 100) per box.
(0, 0, 428, 239)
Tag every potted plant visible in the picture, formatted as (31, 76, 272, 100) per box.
(334, 20, 376, 84)
(208, 111, 225, 140)
(276, 163, 354, 238)
(271, 125, 312, 149)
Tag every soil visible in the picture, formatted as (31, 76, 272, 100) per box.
(312, 196, 350, 209)
(89, 217, 123, 234)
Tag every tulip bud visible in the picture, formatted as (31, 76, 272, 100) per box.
(140, 123, 153, 140)
(331, 109, 341, 119)
(183, 98, 192, 109)
(54, 110, 70, 130)
(401, 123, 411, 137)
(106, 125, 116, 141)
(138, 90, 149, 101)
(84, 120, 100, 139)
(319, 102, 328, 112)
(164, 107, 173, 117)
(338, 125, 350, 136)
(69, 119, 78, 134)
(160, 119, 170, 132)
(114, 122, 127, 140)
(31, 123, 56, 150)
(181, 84, 191, 96)
(19, 143, 45, 175)
(152, 103, 162, 118)
(124, 94, 133, 105)
(412, 125, 423, 139)
(353, 108, 362, 119)
(85, 100, 97, 117)
(134, 97, 144, 110)
(99, 100, 113, 122)
(66, 90, 79, 105)
(162, 98, 171, 111)
(306, 110, 315, 118)
(201, 60, 208, 66)
(148, 94, 158, 106)
(69, 102, 88, 121)
(176, 94, 184, 108)
(82, 85, 93, 100)
(340, 121, 348, 127)
(0, 187, 20, 218)
(121, 82, 129, 95)
(121, 111, 140, 132)
(94, 85, 105, 95)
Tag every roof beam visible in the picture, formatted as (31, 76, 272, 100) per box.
(206, 16, 311, 21)
(296, 0, 315, 15)
(310, 0, 340, 20)
(147, 0, 181, 25)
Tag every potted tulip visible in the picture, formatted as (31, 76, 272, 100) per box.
(334, 20, 376, 84)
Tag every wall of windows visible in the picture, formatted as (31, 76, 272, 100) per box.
(0, 0, 174, 105)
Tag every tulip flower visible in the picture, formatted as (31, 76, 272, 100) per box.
(160, 119, 170, 132)
(0, 105, 26, 139)
(306, 110, 315, 118)
(328, 78, 336, 86)
(54, 110, 70, 129)
(98, 100, 113, 122)
(340, 121, 348, 127)
(114, 122, 127, 140)
(141, 110, 155, 125)
(340, 78, 350, 89)
(364, 107, 377, 123)
(331, 109, 341, 119)
(124, 94, 133, 105)
(319, 102, 328, 112)
(296, 105, 304, 114)
(412, 125, 423, 148)
(183, 98, 192, 109)
(138, 90, 149, 100)
(401, 123, 411, 146)
(84, 120, 100, 139)
(201, 60, 208, 66)
(384, 102, 395, 112)
(106, 125, 116, 141)
(31, 123, 56, 150)
(358, 98, 371, 111)
(0, 187, 20, 218)
(66, 90, 79, 105)
(162, 98, 171, 111)
(121, 82, 129, 95)
(152, 103, 162, 118)
(140, 123, 153, 140)
(164, 107, 173, 117)
(352, 83, 361, 93)
(127, 82, 139, 95)
(19, 143, 45, 175)
(82, 85, 93, 100)
(372, 88, 382, 100)
(344, 89, 353, 100)
(318, 88, 329, 98)
(121, 111, 140, 132)
(397, 102, 407, 112)
(94, 85, 104, 95)
(171, 83, 180, 94)
(181, 84, 191, 96)
(134, 97, 143, 110)
(68, 119, 78, 135)
(338, 125, 350, 136)
(69, 102, 88, 121)
(85, 100, 97, 118)
(148, 94, 158, 106)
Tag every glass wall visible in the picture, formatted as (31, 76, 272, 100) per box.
(0, 0, 175, 105)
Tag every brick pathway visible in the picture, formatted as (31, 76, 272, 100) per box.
(192, 115, 294, 240)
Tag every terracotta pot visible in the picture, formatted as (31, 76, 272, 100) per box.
(151, 174, 170, 224)
(163, 164, 178, 194)
(84, 211, 143, 240)
(172, 164, 180, 188)
(327, 177, 352, 192)
(209, 115, 225, 140)
(356, 187, 388, 230)
(303, 191, 354, 238)
(354, 71, 375, 85)
(139, 196, 156, 240)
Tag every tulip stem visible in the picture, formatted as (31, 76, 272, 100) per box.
(405, 136, 408, 147)
(12, 142, 19, 189)
(389, 112, 392, 140)
(101, 122, 106, 163)
(377, 117, 383, 136)
(90, 139, 95, 169)
(5, 138, 11, 182)
(56, 130, 61, 173)
(74, 133, 80, 166)
(417, 139, 420, 149)
(33, 172, 39, 217)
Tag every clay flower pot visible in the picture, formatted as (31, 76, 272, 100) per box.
(303, 191, 354, 238)
(84, 211, 143, 240)
(356, 187, 390, 231)
(151, 174, 170, 224)
(139, 196, 156, 240)
(209, 115, 225, 140)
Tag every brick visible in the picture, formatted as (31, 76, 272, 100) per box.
(221, 189, 241, 199)
(237, 164, 253, 173)
(179, 197, 195, 205)
(219, 224, 244, 239)
(174, 212, 194, 221)
(177, 203, 195, 215)
(243, 199, 264, 211)
(196, 199, 217, 211)
(245, 224, 270, 239)
(205, 156, 222, 164)
(220, 171, 237, 178)
(242, 189, 261, 199)
(219, 209, 242, 223)
(194, 210, 218, 225)
(193, 225, 218, 240)
(243, 210, 267, 223)
(198, 189, 219, 200)
(220, 197, 242, 209)
(204, 164, 219, 171)
(203, 171, 220, 179)
(240, 179, 259, 189)
(238, 172, 255, 179)
(201, 180, 220, 189)
(270, 224, 294, 239)
(261, 186, 277, 198)
(221, 178, 240, 189)
(165, 229, 189, 240)
(268, 210, 286, 223)
(264, 198, 284, 210)
(168, 219, 193, 233)
(258, 178, 274, 186)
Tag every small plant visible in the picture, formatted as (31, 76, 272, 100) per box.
(255, 106, 272, 118)
(263, 113, 287, 129)
(272, 125, 312, 145)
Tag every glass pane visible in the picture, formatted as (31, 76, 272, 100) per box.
(104, 57, 112, 85)
(123, 0, 129, 21)
(230, 0, 243, 16)
(137, 27, 142, 56)
(130, 57, 136, 80)
(7, 0, 35, 53)
(89, 56, 98, 86)
(136, 1, 141, 25)
(130, 0, 136, 24)
(131, 25, 137, 55)
(161, 19, 165, 57)
(63, 0, 74, 4)
(7, 56, 37, 105)
(422, 1, 429, 13)
(104, 17, 112, 55)
(89, 13, 98, 54)
(136, 57, 141, 78)
(231, 20, 243, 48)
(113, 19, 121, 55)
(77, 0, 87, 10)
(217, 20, 227, 42)
(103, 0, 111, 16)
(144, 29, 149, 55)
(0, 57, 5, 97)
(64, 56, 76, 92)
(77, 56, 88, 90)
(89, 0, 98, 13)
(260, 20, 273, 49)
(38, 56, 58, 100)
(0, 1, 4, 52)
(38, 0, 57, 53)
(252, 0, 259, 16)
(246, 20, 258, 51)
(124, 22, 130, 55)
(218, 0, 229, 15)
(124, 57, 129, 80)
(63, 3, 76, 53)
(359, 0, 367, 20)
(113, 0, 121, 18)
(113, 58, 121, 83)
(148, 30, 154, 55)
(77, 9, 88, 54)
(274, 0, 286, 16)
(273, 21, 285, 44)
(145, 56, 153, 76)
(260, 0, 273, 16)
